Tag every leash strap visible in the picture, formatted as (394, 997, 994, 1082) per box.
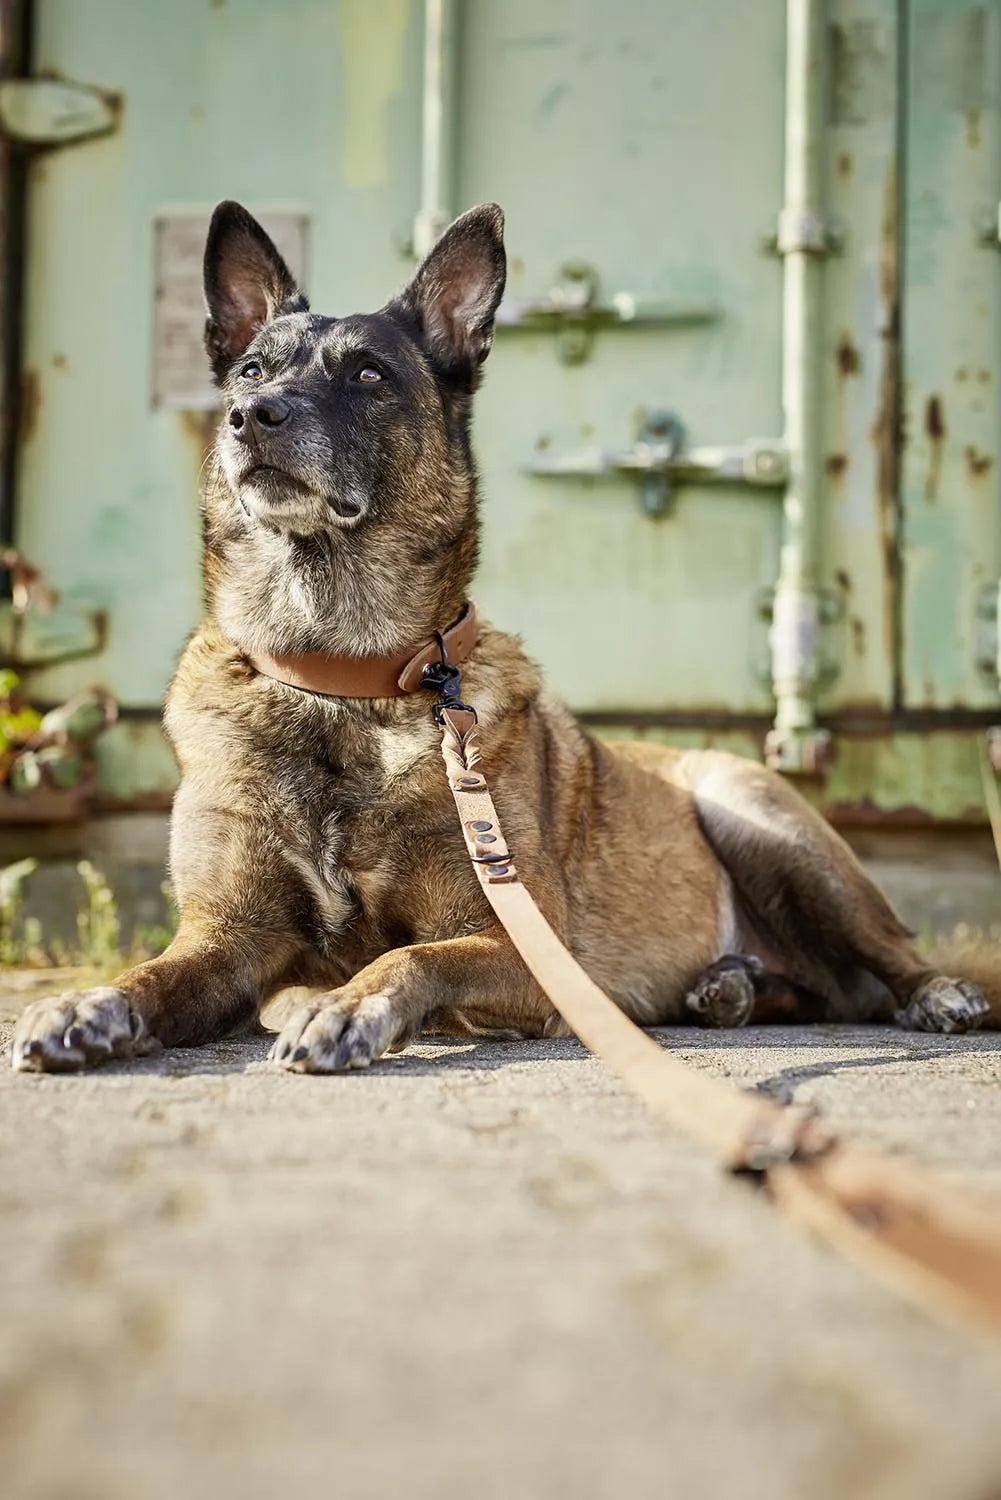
(436, 703, 1001, 1337)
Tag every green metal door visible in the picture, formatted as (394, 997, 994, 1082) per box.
(459, 1, 787, 714)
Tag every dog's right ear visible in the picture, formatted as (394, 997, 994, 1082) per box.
(203, 202, 307, 381)
(395, 204, 506, 381)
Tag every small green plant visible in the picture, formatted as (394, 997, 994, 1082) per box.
(0, 859, 176, 971)
(0, 857, 39, 965)
(75, 860, 122, 969)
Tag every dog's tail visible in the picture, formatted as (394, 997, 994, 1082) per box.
(930, 932, 1001, 1028)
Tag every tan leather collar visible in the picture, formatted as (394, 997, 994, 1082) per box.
(244, 602, 479, 699)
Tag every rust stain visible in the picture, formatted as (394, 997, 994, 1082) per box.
(977, 368, 991, 385)
(51, 352, 67, 370)
(870, 160, 900, 682)
(834, 568, 851, 593)
(850, 616, 866, 655)
(836, 334, 860, 378)
(837, 151, 853, 178)
(964, 445, 993, 478)
(825, 453, 848, 480)
(924, 395, 945, 441)
(955, 367, 968, 383)
(18, 369, 40, 442)
(966, 110, 981, 148)
(924, 394, 945, 501)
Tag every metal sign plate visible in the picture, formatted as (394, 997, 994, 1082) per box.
(152, 210, 309, 410)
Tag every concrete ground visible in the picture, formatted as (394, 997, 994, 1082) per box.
(2, 972, 1001, 1500)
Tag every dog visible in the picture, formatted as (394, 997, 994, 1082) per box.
(11, 200, 998, 1074)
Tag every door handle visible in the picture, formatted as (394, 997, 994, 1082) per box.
(496, 262, 721, 364)
(528, 410, 787, 517)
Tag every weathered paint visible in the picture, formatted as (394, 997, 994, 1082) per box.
(820, 0, 900, 711)
(336, 0, 411, 189)
(7, 0, 1001, 826)
(899, 0, 1001, 709)
(460, 0, 786, 713)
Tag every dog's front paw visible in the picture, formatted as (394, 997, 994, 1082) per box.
(896, 976, 989, 1034)
(11, 987, 153, 1073)
(268, 992, 413, 1073)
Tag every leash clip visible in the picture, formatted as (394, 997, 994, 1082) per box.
(421, 637, 478, 725)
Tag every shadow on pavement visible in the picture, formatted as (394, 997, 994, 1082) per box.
(4, 1019, 998, 1083)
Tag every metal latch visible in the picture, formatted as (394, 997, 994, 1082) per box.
(528, 410, 787, 518)
(496, 262, 721, 365)
(0, 77, 121, 147)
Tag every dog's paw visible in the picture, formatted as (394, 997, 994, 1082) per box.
(896, 976, 989, 1034)
(685, 955, 761, 1028)
(268, 992, 412, 1073)
(11, 987, 153, 1073)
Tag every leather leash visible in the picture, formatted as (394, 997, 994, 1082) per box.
(431, 697, 1001, 1340)
(248, 606, 1001, 1337)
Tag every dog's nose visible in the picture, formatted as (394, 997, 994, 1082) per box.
(229, 398, 291, 437)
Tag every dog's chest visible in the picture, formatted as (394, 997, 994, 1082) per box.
(274, 711, 444, 942)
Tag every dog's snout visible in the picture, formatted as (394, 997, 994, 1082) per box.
(228, 397, 291, 439)
(252, 397, 290, 429)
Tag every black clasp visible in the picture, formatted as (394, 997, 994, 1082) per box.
(420, 634, 477, 725)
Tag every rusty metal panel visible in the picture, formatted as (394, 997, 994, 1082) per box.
(820, 0, 900, 712)
(899, 0, 1001, 709)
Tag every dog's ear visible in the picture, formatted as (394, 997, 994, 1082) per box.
(203, 201, 307, 379)
(398, 204, 506, 377)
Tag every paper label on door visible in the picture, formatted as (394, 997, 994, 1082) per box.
(152, 210, 309, 410)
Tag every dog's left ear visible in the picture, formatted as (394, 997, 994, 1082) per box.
(398, 204, 506, 376)
(203, 201, 307, 380)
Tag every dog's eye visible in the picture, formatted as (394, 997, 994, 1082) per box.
(241, 361, 264, 380)
(356, 366, 382, 384)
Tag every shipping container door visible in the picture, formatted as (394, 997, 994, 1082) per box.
(459, 1, 788, 714)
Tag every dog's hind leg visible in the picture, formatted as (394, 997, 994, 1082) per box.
(679, 749, 993, 1033)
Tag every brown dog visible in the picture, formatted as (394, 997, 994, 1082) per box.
(12, 202, 997, 1074)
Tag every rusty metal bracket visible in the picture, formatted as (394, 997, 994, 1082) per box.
(761, 211, 845, 258)
(0, 551, 107, 671)
(0, 75, 121, 148)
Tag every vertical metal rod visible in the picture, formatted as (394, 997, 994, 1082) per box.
(766, 0, 830, 774)
(412, 0, 458, 260)
(0, 0, 30, 554)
